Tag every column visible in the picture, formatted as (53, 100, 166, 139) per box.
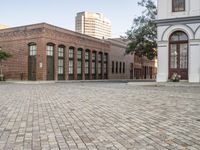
(156, 42, 168, 82)
(37, 39, 46, 80)
(189, 42, 200, 82)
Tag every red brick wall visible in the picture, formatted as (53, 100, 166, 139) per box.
(0, 23, 111, 81)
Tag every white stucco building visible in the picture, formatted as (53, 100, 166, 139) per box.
(156, 0, 200, 82)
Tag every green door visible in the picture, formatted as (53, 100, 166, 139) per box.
(28, 44, 37, 81)
(47, 56, 54, 80)
(46, 45, 54, 80)
(28, 56, 36, 80)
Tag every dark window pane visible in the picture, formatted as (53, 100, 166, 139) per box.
(170, 31, 188, 42)
(172, 0, 185, 12)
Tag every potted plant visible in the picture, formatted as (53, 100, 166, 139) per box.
(171, 73, 181, 82)
(0, 48, 12, 81)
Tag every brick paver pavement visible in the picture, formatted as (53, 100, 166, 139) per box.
(0, 82, 200, 150)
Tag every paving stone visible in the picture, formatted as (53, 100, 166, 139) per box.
(0, 82, 200, 150)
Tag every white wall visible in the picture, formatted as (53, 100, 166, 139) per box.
(157, 24, 200, 82)
(158, 0, 200, 19)
(189, 42, 200, 82)
(157, 43, 168, 82)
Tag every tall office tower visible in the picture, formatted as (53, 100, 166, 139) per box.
(0, 24, 9, 29)
(75, 12, 111, 39)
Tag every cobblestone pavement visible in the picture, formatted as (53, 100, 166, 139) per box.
(0, 82, 200, 150)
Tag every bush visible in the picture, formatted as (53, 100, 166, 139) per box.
(171, 73, 181, 82)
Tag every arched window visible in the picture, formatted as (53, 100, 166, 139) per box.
(169, 31, 188, 80)
(98, 52, 103, 79)
(68, 46, 75, 80)
(46, 43, 55, 80)
(77, 48, 83, 80)
(58, 45, 65, 80)
(28, 43, 37, 80)
(85, 49, 90, 80)
(92, 51, 97, 79)
(29, 43, 37, 56)
(170, 31, 188, 42)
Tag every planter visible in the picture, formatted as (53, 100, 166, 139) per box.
(171, 73, 181, 82)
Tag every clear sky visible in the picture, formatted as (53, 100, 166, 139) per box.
(0, 0, 156, 38)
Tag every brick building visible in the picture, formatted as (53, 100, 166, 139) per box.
(133, 55, 157, 79)
(107, 38, 134, 79)
(0, 23, 157, 81)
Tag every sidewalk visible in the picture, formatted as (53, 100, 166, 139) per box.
(127, 81, 200, 87)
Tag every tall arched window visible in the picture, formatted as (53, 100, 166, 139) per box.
(69, 47, 74, 80)
(169, 31, 188, 80)
(85, 49, 90, 80)
(28, 43, 37, 80)
(58, 45, 65, 80)
(46, 43, 55, 80)
(92, 51, 97, 79)
(77, 48, 83, 80)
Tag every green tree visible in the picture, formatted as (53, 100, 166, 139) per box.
(125, 0, 157, 60)
(0, 49, 12, 81)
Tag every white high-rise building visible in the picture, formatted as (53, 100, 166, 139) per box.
(0, 24, 9, 30)
(75, 12, 111, 39)
(156, 0, 200, 83)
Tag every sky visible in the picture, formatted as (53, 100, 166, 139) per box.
(0, 0, 156, 38)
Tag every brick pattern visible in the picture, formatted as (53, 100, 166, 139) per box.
(0, 23, 112, 81)
(0, 83, 200, 150)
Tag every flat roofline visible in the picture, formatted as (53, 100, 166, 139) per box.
(0, 22, 110, 44)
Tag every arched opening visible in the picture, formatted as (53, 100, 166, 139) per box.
(77, 48, 83, 80)
(169, 31, 188, 80)
(92, 51, 97, 79)
(104, 53, 108, 79)
(98, 52, 103, 79)
(28, 43, 37, 80)
(46, 43, 55, 80)
(68, 46, 75, 80)
(85, 49, 90, 80)
(58, 45, 65, 80)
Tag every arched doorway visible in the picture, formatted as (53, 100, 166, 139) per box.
(46, 43, 55, 80)
(28, 43, 37, 81)
(169, 31, 188, 80)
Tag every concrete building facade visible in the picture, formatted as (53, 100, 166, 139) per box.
(75, 12, 111, 39)
(156, 0, 200, 82)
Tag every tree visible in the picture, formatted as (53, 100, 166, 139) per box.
(0, 49, 12, 81)
(124, 0, 157, 60)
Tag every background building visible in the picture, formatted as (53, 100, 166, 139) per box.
(0, 24, 9, 29)
(107, 38, 134, 79)
(75, 12, 111, 39)
(0, 23, 156, 81)
(156, 0, 200, 83)
(133, 55, 157, 79)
